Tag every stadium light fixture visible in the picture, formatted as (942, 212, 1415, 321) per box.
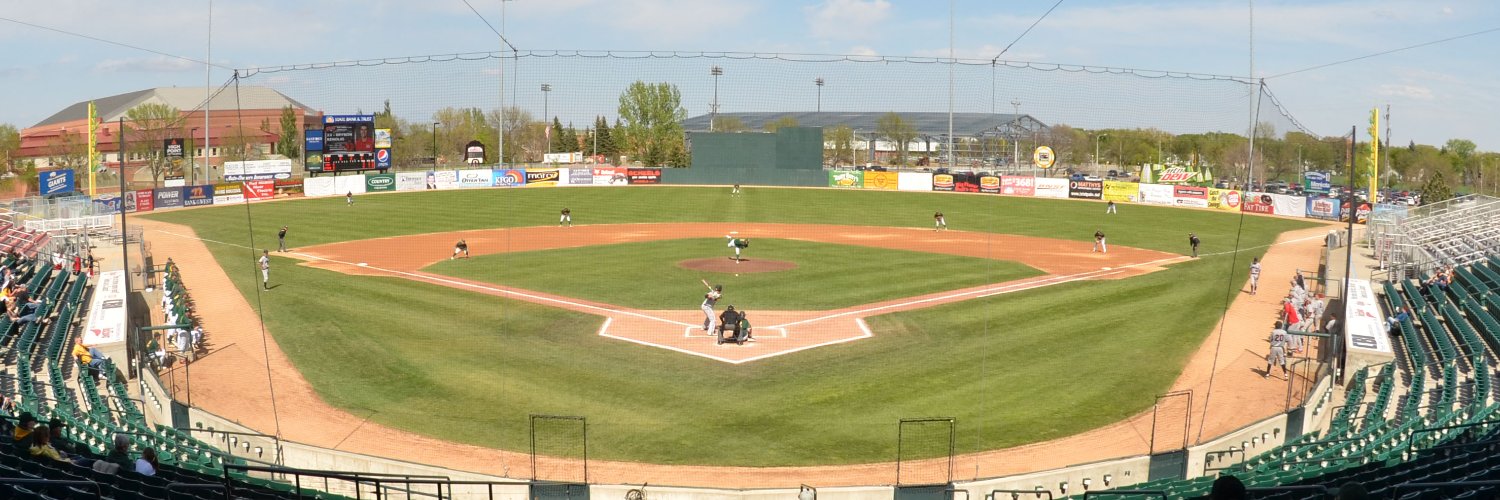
(710, 66, 723, 131)
(815, 77, 824, 113)
(1103, 474, 1112, 486)
(541, 84, 553, 154)
(1082, 478, 1092, 490)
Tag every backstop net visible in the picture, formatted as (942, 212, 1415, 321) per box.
(530, 414, 589, 484)
(896, 417, 957, 486)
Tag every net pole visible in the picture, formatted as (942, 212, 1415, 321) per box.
(203, 0, 212, 186)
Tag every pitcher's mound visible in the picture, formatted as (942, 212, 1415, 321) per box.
(678, 258, 797, 274)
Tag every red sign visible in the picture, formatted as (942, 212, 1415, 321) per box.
(1000, 176, 1035, 196)
(243, 180, 275, 200)
(1242, 193, 1275, 214)
(1173, 186, 1208, 199)
(134, 189, 155, 212)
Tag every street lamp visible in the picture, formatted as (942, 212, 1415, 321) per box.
(541, 83, 553, 155)
(815, 77, 824, 113)
(432, 122, 441, 166)
(1010, 99, 1022, 170)
(710, 66, 723, 131)
(1094, 133, 1109, 171)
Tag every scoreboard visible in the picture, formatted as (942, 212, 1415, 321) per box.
(306, 115, 390, 173)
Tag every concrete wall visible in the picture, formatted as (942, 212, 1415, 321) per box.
(661, 167, 827, 187)
(954, 456, 1152, 499)
(591, 484, 892, 500)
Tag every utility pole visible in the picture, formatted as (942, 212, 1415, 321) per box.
(1011, 100, 1022, 172)
(432, 122, 441, 165)
(541, 84, 552, 155)
(815, 78, 824, 113)
(202, 0, 213, 186)
(710, 66, 722, 132)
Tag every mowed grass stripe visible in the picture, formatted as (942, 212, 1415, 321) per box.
(424, 238, 1043, 310)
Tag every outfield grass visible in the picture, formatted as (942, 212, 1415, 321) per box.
(425, 238, 1042, 310)
(141, 186, 1319, 466)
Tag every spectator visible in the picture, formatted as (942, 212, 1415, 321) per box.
(1386, 306, 1411, 334)
(1209, 475, 1247, 500)
(11, 412, 37, 452)
(47, 418, 76, 454)
(73, 337, 108, 381)
(28, 424, 71, 464)
(1336, 481, 1369, 500)
(135, 447, 159, 476)
(105, 434, 133, 471)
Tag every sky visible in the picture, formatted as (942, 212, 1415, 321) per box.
(2, 0, 1497, 150)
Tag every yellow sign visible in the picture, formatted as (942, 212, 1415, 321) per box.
(87, 102, 97, 196)
(1033, 146, 1056, 169)
(1368, 108, 1379, 201)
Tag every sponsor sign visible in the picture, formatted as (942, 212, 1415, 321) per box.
(593, 167, 629, 185)
(365, 173, 396, 192)
(863, 171, 899, 190)
(224, 159, 294, 181)
(1344, 278, 1394, 354)
(896, 172, 933, 192)
(1208, 189, 1241, 211)
(830, 170, 864, 189)
(1033, 146, 1056, 169)
(1306, 196, 1341, 220)
(164, 176, 186, 188)
(493, 169, 526, 187)
(931, 174, 955, 192)
(1000, 176, 1035, 196)
(456, 169, 493, 188)
(544, 152, 584, 164)
(1303, 171, 1331, 194)
(1341, 200, 1372, 224)
(134, 189, 155, 212)
(375, 148, 392, 169)
(305, 153, 324, 172)
(1173, 185, 1209, 208)
(374, 128, 393, 149)
(1068, 180, 1103, 200)
(1033, 177, 1069, 198)
(163, 138, 185, 160)
(212, 183, 244, 205)
(39, 169, 75, 196)
(93, 195, 122, 214)
(465, 140, 486, 164)
(432, 170, 459, 189)
(1138, 183, 1175, 205)
(394, 172, 426, 191)
(82, 271, 128, 345)
(1157, 166, 1196, 183)
(273, 178, 304, 195)
(122, 191, 137, 213)
(952, 172, 980, 193)
(304, 129, 324, 152)
(568, 168, 595, 186)
(526, 169, 563, 186)
(154, 187, 183, 208)
(243, 180, 275, 200)
(304, 176, 338, 197)
(1102, 181, 1139, 202)
(1372, 203, 1409, 219)
(1242, 192, 1277, 215)
(979, 175, 1001, 194)
(626, 168, 661, 184)
(181, 183, 214, 205)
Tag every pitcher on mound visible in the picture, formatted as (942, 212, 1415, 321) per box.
(726, 235, 750, 262)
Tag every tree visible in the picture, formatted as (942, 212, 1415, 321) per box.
(124, 102, 184, 187)
(1444, 138, 1477, 184)
(563, 122, 579, 154)
(617, 81, 687, 167)
(0, 124, 19, 173)
(825, 125, 855, 166)
(592, 116, 617, 162)
(275, 105, 302, 160)
(762, 116, 799, 133)
(875, 112, 917, 166)
(1420, 170, 1452, 206)
(711, 116, 747, 132)
(550, 117, 567, 154)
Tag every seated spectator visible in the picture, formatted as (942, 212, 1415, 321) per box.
(1386, 306, 1411, 333)
(146, 336, 171, 368)
(11, 412, 37, 452)
(135, 448, 159, 476)
(1336, 481, 1369, 500)
(28, 424, 71, 464)
(104, 434, 133, 472)
(1209, 475, 1247, 500)
(8, 285, 46, 325)
(47, 418, 76, 454)
(73, 337, 108, 381)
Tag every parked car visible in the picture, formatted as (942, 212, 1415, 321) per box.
(1107, 169, 1120, 178)
(1214, 180, 1230, 189)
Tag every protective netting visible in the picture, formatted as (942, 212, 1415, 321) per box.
(896, 418, 956, 486)
(530, 415, 588, 483)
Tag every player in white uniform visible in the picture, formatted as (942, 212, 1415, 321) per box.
(699, 280, 723, 333)
(1249, 258, 1262, 295)
(560, 208, 573, 227)
(726, 236, 750, 262)
(258, 250, 271, 291)
(934, 212, 947, 231)
(1265, 321, 1290, 379)
(1093, 230, 1107, 253)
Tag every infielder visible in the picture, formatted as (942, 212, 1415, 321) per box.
(1106, 200, 1117, 214)
(451, 239, 470, 259)
(1265, 321, 1290, 379)
(1249, 257, 1262, 295)
(346, 191, 354, 206)
(277, 226, 288, 252)
(1189, 233, 1201, 258)
(1093, 230, 1107, 253)
(700, 280, 723, 332)
(258, 250, 271, 291)
(559, 208, 572, 227)
(731, 184, 742, 196)
(726, 235, 750, 262)
(934, 211, 947, 231)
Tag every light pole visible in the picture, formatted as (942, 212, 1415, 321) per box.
(710, 66, 722, 131)
(1010, 99, 1022, 171)
(432, 122, 441, 166)
(190, 127, 199, 181)
(1094, 133, 1109, 171)
(815, 77, 824, 113)
(541, 83, 552, 155)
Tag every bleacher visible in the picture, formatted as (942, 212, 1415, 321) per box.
(0, 223, 50, 257)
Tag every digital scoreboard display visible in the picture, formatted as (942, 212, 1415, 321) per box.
(318, 115, 379, 172)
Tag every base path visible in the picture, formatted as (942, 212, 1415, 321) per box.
(295, 223, 1180, 363)
(133, 218, 1332, 488)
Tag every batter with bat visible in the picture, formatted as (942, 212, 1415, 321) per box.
(700, 280, 723, 333)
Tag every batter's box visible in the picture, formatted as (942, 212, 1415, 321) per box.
(596, 311, 872, 364)
(681, 325, 788, 339)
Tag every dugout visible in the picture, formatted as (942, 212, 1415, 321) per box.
(667, 127, 826, 186)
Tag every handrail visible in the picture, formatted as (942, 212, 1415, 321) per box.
(0, 477, 105, 498)
(1082, 490, 1167, 499)
(225, 463, 530, 500)
(1393, 480, 1500, 495)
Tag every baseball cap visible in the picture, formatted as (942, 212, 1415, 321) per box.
(18, 412, 36, 425)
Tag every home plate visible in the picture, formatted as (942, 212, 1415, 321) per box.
(357, 262, 368, 267)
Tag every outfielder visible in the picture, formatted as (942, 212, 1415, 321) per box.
(451, 239, 470, 259)
(726, 235, 750, 262)
(1249, 257, 1262, 295)
(1106, 200, 1117, 214)
(1093, 230, 1107, 253)
(346, 191, 354, 206)
(560, 207, 572, 227)
(1265, 321, 1290, 379)
(700, 280, 723, 332)
(258, 250, 271, 291)
(934, 211, 947, 231)
(731, 184, 742, 196)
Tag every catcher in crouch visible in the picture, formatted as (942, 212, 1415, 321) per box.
(726, 235, 750, 262)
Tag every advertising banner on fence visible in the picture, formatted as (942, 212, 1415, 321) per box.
(829, 170, 864, 188)
(863, 171, 898, 190)
(456, 169, 492, 188)
(365, 173, 396, 192)
(39, 169, 74, 196)
(243, 180, 275, 200)
(1306, 196, 1341, 220)
(212, 183, 243, 205)
(979, 175, 1001, 194)
(593, 167, 629, 185)
(1343, 278, 1394, 358)
(493, 169, 525, 187)
(931, 173, 955, 192)
(82, 270, 127, 345)
(1303, 171, 1331, 194)
(627, 168, 661, 184)
(1372, 203, 1409, 219)
(334, 174, 367, 195)
(134, 189, 155, 212)
(1242, 192, 1275, 215)
(432, 170, 459, 189)
(1341, 200, 1372, 224)
(1000, 176, 1034, 196)
(122, 191, 137, 213)
(1207, 189, 1241, 212)
(304, 176, 338, 197)
(897, 172, 933, 192)
(394, 172, 425, 191)
(93, 195, 121, 214)
(567, 168, 594, 186)
(1068, 180, 1103, 200)
(1102, 181, 1139, 202)
(183, 185, 214, 207)
(526, 169, 563, 187)
(153, 187, 183, 208)
(1034, 177, 1069, 198)
(273, 179, 303, 196)
(953, 173, 980, 193)
(224, 159, 294, 181)
(1242, 192, 1308, 217)
(1139, 183, 1174, 205)
(1173, 185, 1209, 208)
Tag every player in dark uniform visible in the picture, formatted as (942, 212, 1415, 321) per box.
(451, 239, 469, 260)
(277, 226, 288, 252)
(1093, 230, 1107, 253)
(726, 235, 750, 262)
(1189, 233, 1201, 258)
(560, 208, 572, 227)
(934, 211, 947, 231)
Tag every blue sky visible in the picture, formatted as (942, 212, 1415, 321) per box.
(2, 0, 1496, 149)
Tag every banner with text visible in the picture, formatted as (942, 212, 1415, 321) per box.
(224, 159, 294, 181)
(394, 172, 426, 191)
(133, 190, 155, 212)
(432, 170, 459, 189)
(243, 180, 275, 201)
(593, 167, 630, 185)
(567, 168, 595, 186)
(1306, 196, 1341, 221)
(456, 169, 493, 188)
(1138, 183, 1175, 205)
(154, 187, 184, 209)
(1034, 177, 1069, 198)
(365, 173, 396, 192)
(82, 270, 128, 345)
(978, 175, 1001, 194)
(1102, 181, 1140, 202)
(493, 169, 526, 187)
(930, 173, 955, 192)
(1174, 185, 1209, 208)
(526, 168, 563, 187)
(627, 168, 661, 184)
(1208, 189, 1242, 212)
(212, 183, 244, 205)
(829, 170, 864, 189)
(183, 184, 214, 207)
(1000, 176, 1035, 196)
(863, 171, 898, 190)
(1068, 180, 1103, 200)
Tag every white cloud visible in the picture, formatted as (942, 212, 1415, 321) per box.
(1442, 6, 1454, 15)
(93, 56, 200, 74)
(1376, 84, 1434, 100)
(805, 0, 892, 40)
(849, 45, 879, 57)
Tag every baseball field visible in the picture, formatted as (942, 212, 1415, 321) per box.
(140, 185, 1317, 467)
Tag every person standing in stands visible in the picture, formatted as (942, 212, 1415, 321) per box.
(259, 250, 272, 291)
(278, 226, 289, 252)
